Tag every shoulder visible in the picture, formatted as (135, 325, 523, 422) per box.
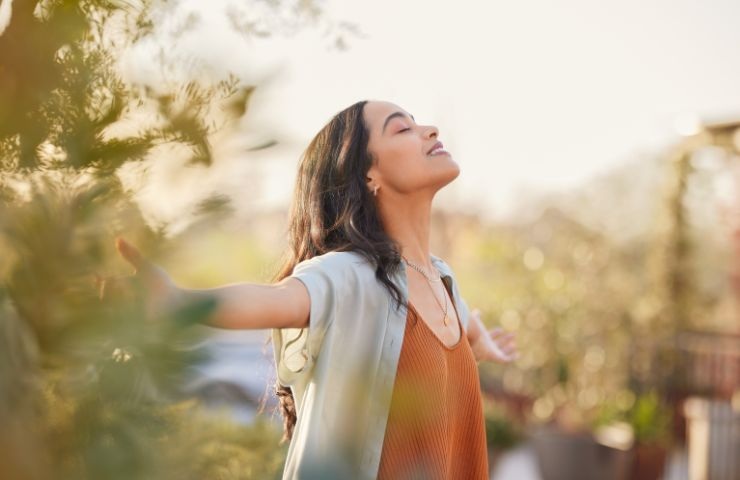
(298, 249, 372, 269)
(294, 250, 376, 282)
(290, 250, 383, 318)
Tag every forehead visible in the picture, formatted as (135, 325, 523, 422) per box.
(363, 101, 413, 131)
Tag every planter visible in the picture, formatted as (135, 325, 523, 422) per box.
(630, 443, 667, 480)
(531, 426, 633, 480)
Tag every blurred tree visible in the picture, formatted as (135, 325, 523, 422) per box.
(0, 0, 343, 478)
(449, 206, 639, 431)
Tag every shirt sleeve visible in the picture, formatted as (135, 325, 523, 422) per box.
(272, 255, 340, 387)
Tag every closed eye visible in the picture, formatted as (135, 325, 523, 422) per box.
(398, 127, 411, 133)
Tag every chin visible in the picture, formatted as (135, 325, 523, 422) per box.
(446, 162, 461, 181)
(436, 166, 460, 189)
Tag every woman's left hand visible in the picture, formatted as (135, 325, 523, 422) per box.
(469, 309, 519, 364)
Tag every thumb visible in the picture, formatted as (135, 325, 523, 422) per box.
(115, 237, 146, 272)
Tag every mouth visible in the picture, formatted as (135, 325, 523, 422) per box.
(427, 141, 450, 156)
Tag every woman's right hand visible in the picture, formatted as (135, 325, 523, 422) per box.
(98, 237, 312, 330)
(95, 237, 180, 320)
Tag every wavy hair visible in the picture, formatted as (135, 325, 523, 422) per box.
(268, 100, 405, 444)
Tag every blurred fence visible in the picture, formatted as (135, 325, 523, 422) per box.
(678, 331, 740, 480)
(630, 329, 739, 400)
(631, 329, 740, 480)
(675, 330, 740, 400)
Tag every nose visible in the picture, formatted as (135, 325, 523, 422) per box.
(424, 125, 439, 139)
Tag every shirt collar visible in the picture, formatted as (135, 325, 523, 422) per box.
(430, 253, 452, 281)
(391, 253, 454, 306)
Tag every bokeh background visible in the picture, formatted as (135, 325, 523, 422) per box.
(1, 0, 738, 479)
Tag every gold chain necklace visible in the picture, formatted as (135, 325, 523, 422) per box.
(401, 255, 442, 282)
(402, 255, 450, 326)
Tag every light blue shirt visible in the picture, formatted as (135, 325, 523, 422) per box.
(271, 250, 471, 479)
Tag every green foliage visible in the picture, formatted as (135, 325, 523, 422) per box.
(483, 400, 523, 450)
(627, 391, 672, 446)
(452, 189, 706, 435)
(0, 0, 327, 478)
(0, 0, 258, 180)
(162, 405, 288, 480)
(592, 390, 672, 449)
(39, 385, 288, 480)
(456, 209, 639, 428)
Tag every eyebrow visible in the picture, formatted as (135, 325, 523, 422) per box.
(382, 111, 416, 134)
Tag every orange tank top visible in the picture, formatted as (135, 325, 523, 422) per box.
(377, 284, 489, 479)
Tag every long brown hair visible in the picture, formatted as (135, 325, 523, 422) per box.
(269, 100, 405, 444)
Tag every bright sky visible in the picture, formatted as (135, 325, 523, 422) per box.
(116, 0, 740, 226)
(0, 0, 12, 34)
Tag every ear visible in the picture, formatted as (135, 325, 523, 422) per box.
(365, 172, 376, 189)
(366, 160, 383, 192)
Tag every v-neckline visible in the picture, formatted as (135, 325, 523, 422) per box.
(407, 280, 463, 350)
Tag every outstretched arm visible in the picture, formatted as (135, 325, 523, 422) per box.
(176, 278, 310, 329)
(466, 308, 518, 364)
(112, 237, 311, 330)
(173, 277, 311, 330)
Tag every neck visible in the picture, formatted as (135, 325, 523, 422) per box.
(376, 193, 434, 271)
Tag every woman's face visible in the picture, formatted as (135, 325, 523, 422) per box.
(363, 100, 460, 197)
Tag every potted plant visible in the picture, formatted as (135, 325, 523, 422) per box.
(531, 400, 633, 480)
(591, 390, 673, 480)
(626, 391, 672, 480)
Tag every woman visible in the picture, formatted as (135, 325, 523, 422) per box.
(110, 100, 518, 479)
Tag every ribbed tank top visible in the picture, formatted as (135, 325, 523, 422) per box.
(377, 283, 489, 479)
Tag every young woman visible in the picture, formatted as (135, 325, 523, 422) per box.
(111, 100, 518, 480)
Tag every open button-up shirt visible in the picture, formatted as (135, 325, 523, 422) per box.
(270, 250, 471, 479)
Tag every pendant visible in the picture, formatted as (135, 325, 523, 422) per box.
(443, 314, 449, 326)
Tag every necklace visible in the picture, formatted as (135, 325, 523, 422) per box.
(402, 255, 450, 326)
(402, 256, 442, 282)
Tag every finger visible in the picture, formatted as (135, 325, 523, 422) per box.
(490, 329, 514, 341)
(99, 276, 119, 297)
(502, 351, 518, 362)
(92, 273, 105, 299)
(115, 237, 146, 272)
(498, 338, 517, 352)
(488, 327, 504, 338)
(489, 341, 510, 360)
(490, 352, 514, 363)
(491, 339, 517, 361)
(496, 334, 516, 344)
(92, 273, 121, 300)
(493, 332, 515, 342)
(489, 326, 513, 335)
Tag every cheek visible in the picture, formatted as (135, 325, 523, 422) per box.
(380, 141, 426, 170)
(380, 145, 425, 175)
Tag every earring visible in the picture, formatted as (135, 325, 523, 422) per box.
(373, 185, 378, 196)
